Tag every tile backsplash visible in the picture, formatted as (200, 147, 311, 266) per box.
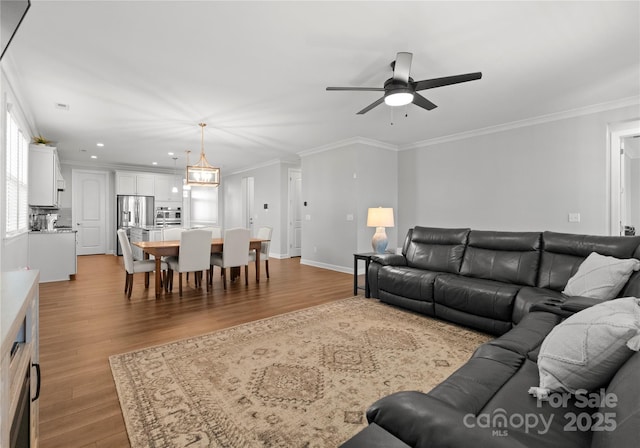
(29, 206, 72, 230)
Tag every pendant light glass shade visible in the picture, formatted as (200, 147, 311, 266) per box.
(171, 157, 179, 193)
(186, 123, 220, 186)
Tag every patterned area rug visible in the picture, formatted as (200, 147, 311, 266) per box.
(109, 297, 491, 447)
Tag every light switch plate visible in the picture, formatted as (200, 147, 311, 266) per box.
(568, 213, 581, 223)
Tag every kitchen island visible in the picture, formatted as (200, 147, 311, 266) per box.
(28, 230, 77, 282)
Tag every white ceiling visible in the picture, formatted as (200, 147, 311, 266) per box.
(4, 0, 640, 173)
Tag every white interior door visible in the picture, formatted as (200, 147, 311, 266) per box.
(609, 119, 640, 235)
(73, 170, 107, 255)
(241, 176, 255, 234)
(288, 169, 302, 257)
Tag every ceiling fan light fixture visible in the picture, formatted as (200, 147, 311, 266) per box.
(384, 91, 414, 107)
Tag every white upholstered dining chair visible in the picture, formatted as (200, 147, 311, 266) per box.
(162, 227, 184, 241)
(166, 229, 212, 296)
(211, 228, 250, 289)
(117, 229, 167, 299)
(249, 226, 272, 279)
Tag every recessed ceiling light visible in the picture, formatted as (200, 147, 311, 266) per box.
(152, 162, 158, 165)
(168, 152, 174, 156)
(96, 143, 104, 147)
(91, 155, 97, 159)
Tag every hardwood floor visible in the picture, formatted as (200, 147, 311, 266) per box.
(38, 254, 353, 447)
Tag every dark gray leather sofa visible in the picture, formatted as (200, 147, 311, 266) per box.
(368, 227, 640, 335)
(340, 227, 640, 448)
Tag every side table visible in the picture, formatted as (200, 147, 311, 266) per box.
(353, 252, 378, 298)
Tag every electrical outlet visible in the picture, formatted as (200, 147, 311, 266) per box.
(568, 213, 581, 223)
(346, 214, 354, 221)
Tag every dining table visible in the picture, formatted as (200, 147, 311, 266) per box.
(132, 238, 267, 298)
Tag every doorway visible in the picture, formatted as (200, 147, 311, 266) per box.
(288, 168, 302, 257)
(241, 176, 255, 235)
(609, 119, 640, 235)
(72, 170, 108, 255)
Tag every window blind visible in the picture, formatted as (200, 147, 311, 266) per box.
(5, 110, 29, 236)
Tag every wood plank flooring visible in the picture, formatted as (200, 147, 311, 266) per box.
(37, 255, 353, 447)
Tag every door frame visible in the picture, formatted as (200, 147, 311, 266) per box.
(608, 119, 640, 235)
(287, 168, 302, 257)
(72, 169, 110, 254)
(241, 176, 255, 235)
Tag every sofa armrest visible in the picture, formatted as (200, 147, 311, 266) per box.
(371, 253, 407, 267)
(560, 296, 604, 313)
(367, 391, 528, 448)
(529, 295, 603, 318)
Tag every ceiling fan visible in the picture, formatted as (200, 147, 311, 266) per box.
(326, 52, 482, 115)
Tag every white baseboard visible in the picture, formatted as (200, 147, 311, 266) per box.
(300, 258, 352, 274)
(268, 252, 289, 259)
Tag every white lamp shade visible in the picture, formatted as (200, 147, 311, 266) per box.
(367, 207, 394, 228)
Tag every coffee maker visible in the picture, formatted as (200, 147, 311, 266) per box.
(46, 213, 58, 231)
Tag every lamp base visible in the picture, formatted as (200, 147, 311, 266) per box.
(371, 227, 388, 254)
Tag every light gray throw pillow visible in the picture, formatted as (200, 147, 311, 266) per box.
(562, 252, 640, 300)
(528, 297, 640, 400)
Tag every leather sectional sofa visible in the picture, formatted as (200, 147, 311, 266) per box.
(340, 227, 640, 448)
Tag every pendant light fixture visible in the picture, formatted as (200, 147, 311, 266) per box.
(171, 157, 179, 193)
(185, 122, 220, 186)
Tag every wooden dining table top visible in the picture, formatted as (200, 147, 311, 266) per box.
(132, 238, 266, 256)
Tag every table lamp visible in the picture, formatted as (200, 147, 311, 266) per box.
(367, 207, 394, 253)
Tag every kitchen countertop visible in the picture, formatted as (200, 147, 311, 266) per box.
(1, 269, 39, 356)
(133, 225, 183, 231)
(29, 229, 77, 233)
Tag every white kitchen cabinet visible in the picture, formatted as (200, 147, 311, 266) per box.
(116, 171, 155, 196)
(154, 174, 182, 202)
(28, 232, 77, 282)
(29, 145, 64, 207)
(1, 270, 40, 448)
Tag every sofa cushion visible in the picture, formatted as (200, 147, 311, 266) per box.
(460, 230, 541, 286)
(485, 311, 561, 356)
(434, 275, 520, 323)
(405, 227, 470, 274)
(529, 297, 640, 399)
(591, 350, 640, 448)
(562, 252, 640, 300)
(366, 392, 522, 448)
(481, 358, 593, 448)
(537, 232, 640, 291)
(378, 266, 440, 302)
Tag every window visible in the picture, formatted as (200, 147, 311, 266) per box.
(5, 110, 28, 236)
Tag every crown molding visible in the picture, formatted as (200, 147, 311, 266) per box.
(60, 159, 174, 175)
(225, 158, 287, 177)
(298, 136, 398, 158)
(400, 96, 640, 151)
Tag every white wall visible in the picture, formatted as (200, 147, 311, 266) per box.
(397, 105, 640, 240)
(223, 161, 297, 257)
(301, 141, 398, 272)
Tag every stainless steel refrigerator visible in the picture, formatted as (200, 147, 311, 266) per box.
(116, 195, 155, 255)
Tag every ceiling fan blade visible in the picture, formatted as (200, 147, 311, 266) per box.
(326, 87, 385, 91)
(392, 52, 413, 83)
(412, 93, 438, 111)
(357, 97, 385, 115)
(413, 72, 482, 91)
